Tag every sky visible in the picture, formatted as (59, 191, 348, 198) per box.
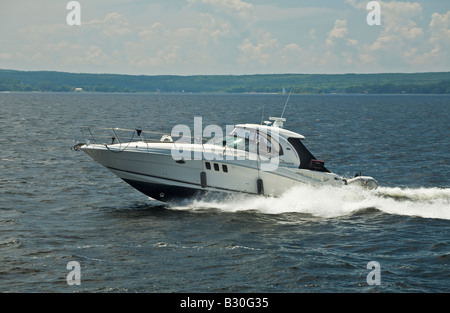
(0, 0, 449, 75)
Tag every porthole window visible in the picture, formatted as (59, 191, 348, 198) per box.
(222, 165, 228, 173)
(205, 162, 211, 170)
(214, 163, 220, 171)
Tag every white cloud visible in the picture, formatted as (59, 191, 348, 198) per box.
(343, 0, 450, 72)
(281, 43, 303, 59)
(238, 33, 280, 66)
(357, 1, 423, 54)
(429, 11, 450, 44)
(329, 19, 349, 39)
(197, 13, 232, 43)
(0, 53, 13, 60)
(413, 10, 450, 68)
(187, 0, 254, 20)
(347, 38, 358, 46)
(344, 0, 367, 10)
(326, 19, 349, 46)
(0, 0, 448, 74)
(85, 46, 110, 64)
(123, 13, 235, 73)
(84, 12, 132, 37)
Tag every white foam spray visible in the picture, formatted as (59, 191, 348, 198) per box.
(171, 185, 450, 220)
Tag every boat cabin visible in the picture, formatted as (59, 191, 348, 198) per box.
(229, 123, 328, 172)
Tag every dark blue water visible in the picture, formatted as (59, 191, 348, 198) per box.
(0, 92, 449, 293)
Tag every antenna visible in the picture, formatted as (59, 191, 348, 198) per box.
(280, 88, 292, 119)
(260, 101, 267, 125)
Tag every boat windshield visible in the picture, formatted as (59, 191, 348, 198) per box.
(223, 127, 283, 157)
(223, 136, 245, 149)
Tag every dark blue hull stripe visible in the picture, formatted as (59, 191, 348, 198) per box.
(123, 179, 206, 201)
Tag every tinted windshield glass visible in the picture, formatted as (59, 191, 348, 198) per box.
(225, 127, 283, 157)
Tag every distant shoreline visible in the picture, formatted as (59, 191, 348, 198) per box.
(2, 91, 450, 97)
(1, 69, 449, 94)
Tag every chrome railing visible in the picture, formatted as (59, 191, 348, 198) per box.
(76, 126, 216, 148)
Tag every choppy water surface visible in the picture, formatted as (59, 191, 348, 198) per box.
(0, 93, 449, 293)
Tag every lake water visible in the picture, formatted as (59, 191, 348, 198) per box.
(0, 92, 449, 294)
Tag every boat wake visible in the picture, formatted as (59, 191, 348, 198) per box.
(170, 185, 450, 220)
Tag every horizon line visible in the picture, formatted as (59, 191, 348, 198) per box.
(1, 68, 449, 77)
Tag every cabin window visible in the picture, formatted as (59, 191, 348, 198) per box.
(257, 133, 283, 158)
(226, 127, 284, 158)
(205, 162, 228, 173)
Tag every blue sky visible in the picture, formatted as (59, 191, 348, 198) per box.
(0, 0, 449, 75)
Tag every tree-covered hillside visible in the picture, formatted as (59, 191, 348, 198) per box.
(0, 69, 449, 94)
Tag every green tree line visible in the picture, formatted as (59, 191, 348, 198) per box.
(0, 69, 449, 94)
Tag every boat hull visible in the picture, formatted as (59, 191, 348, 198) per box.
(122, 178, 205, 201)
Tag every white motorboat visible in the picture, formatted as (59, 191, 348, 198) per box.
(74, 117, 378, 202)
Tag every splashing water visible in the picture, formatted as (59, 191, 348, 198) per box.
(171, 185, 450, 220)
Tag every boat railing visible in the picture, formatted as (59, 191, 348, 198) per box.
(74, 127, 265, 160)
(78, 126, 214, 146)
